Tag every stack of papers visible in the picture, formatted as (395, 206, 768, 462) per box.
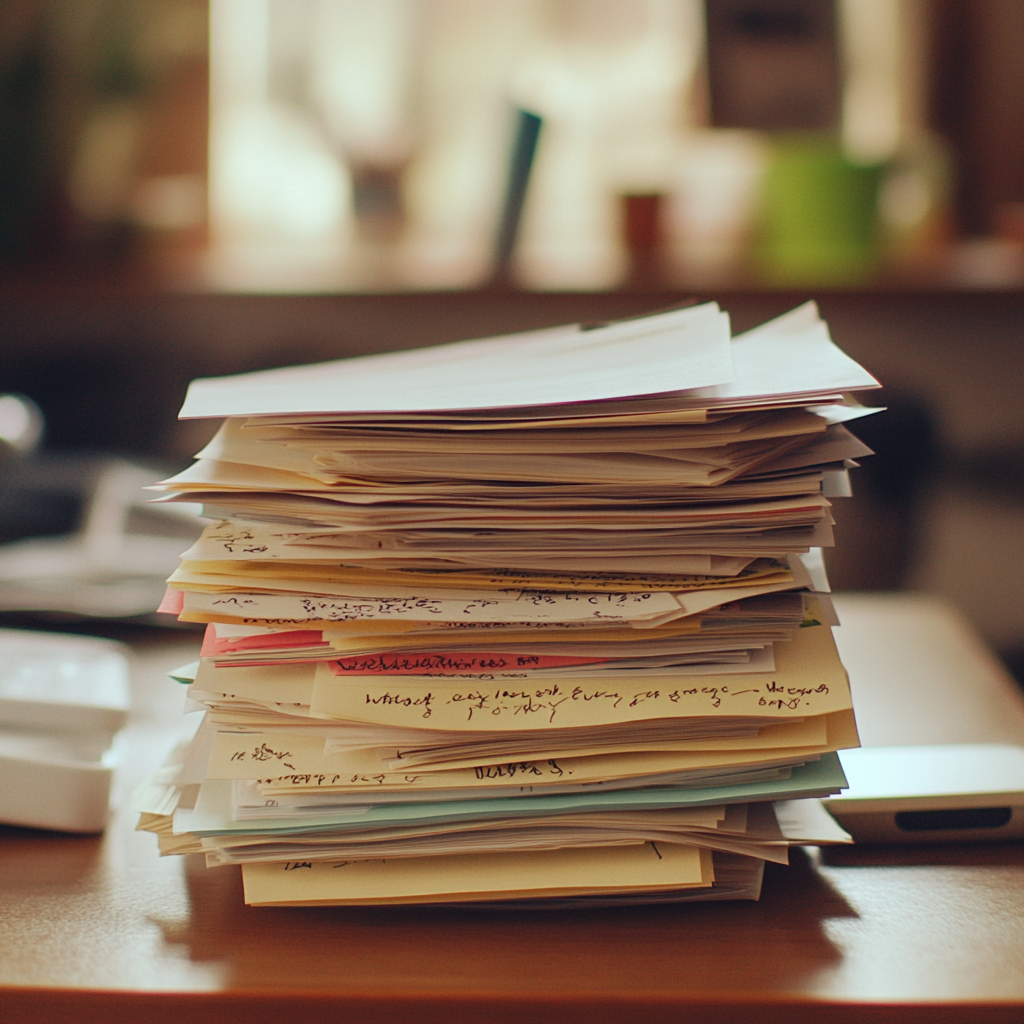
(137, 301, 874, 906)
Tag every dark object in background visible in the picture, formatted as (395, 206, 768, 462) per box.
(0, 9, 52, 260)
(845, 393, 938, 507)
(491, 108, 543, 284)
(0, 452, 202, 621)
(704, 0, 840, 131)
(1, 340, 191, 460)
(622, 194, 665, 288)
(349, 163, 407, 242)
(929, 0, 1024, 237)
(1004, 649, 1024, 692)
(825, 392, 938, 592)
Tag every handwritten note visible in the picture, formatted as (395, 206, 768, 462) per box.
(205, 730, 339, 777)
(308, 623, 850, 730)
(181, 556, 790, 595)
(240, 842, 713, 905)
(329, 651, 606, 674)
(205, 729, 833, 791)
(180, 589, 683, 625)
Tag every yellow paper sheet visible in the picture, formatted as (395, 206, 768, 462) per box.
(385, 714, 837, 771)
(194, 661, 316, 706)
(240, 842, 712, 905)
(308, 622, 850, 729)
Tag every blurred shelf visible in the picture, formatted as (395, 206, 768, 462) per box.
(3, 236, 1024, 311)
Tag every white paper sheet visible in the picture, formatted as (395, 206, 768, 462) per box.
(179, 303, 733, 418)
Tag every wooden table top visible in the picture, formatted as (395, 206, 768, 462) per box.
(2, 599, 1024, 1024)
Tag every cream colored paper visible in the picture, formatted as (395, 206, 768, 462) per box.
(252, 745, 832, 794)
(184, 616, 710, 644)
(158, 459, 826, 508)
(195, 712, 833, 779)
(177, 521, 789, 573)
(175, 559, 788, 594)
(180, 588, 684, 626)
(236, 407, 826, 453)
(204, 728, 834, 789)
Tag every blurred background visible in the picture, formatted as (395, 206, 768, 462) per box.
(0, 0, 1022, 679)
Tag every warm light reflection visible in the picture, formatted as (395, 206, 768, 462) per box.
(207, 0, 924, 291)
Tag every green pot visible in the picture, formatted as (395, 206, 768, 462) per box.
(757, 138, 883, 286)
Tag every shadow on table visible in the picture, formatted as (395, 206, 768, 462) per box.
(149, 847, 857, 998)
(817, 840, 1024, 868)
(0, 824, 104, 888)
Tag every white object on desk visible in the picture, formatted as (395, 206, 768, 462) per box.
(824, 594, 1024, 843)
(0, 629, 130, 833)
(824, 743, 1024, 842)
(832, 593, 1024, 747)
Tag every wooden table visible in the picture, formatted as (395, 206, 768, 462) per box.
(2, 596, 1023, 1023)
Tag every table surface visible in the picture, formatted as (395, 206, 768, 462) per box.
(3, 594, 1024, 1024)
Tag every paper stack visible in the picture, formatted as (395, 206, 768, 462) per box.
(137, 301, 876, 907)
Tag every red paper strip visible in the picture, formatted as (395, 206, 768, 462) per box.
(157, 588, 185, 615)
(328, 652, 608, 676)
(201, 626, 327, 658)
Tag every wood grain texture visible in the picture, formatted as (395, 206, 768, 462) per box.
(1, 614, 1023, 1023)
